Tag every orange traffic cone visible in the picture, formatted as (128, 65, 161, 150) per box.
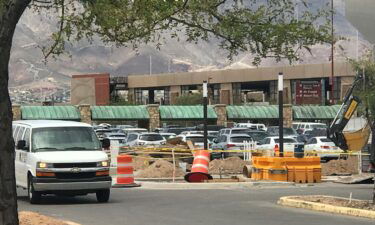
(185, 150, 213, 182)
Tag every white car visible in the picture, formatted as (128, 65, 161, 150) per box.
(13, 120, 111, 204)
(234, 123, 266, 131)
(159, 133, 177, 140)
(256, 137, 301, 155)
(292, 122, 327, 134)
(304, 136, 343, 160)
(178, 134, 212, 149)
(126, 132, 166, 147)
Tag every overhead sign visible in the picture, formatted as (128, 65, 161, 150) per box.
(295, 80, 322, 105)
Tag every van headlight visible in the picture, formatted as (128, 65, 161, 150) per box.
(37, 162, 53, 168)
(97, 161, 109, 167)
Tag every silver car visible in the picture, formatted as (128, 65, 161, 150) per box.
(212, 134, 253, 158)
(126, 132, 166, 147)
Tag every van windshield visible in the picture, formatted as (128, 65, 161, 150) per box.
(32, 127, 101, 152)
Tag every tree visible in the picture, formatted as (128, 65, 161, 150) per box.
(350, 53, 375, 169)
(175, 93, 202, 105)
(0, 0, 331, 224)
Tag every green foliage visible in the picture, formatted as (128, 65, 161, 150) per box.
(175, 93, 202, 105)
(110, 97, 136, 106)
(32, 0, 331, 65)
(349, 53, 375, 119)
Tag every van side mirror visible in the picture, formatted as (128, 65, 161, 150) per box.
(213, 138, 218, 143)
(16, 140, 26, 150)
(101, 138, 111, 149)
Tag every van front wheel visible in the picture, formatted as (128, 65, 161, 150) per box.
(28, 177, 41, 204)
(96, 189, 110, 203)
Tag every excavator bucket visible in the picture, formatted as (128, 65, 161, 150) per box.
(343, 122, 371, 152)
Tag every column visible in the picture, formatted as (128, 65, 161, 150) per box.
(283, 104, 293, 128)
(214, 104, 227, 126)
(147, 104, 160, 131)
(78, 104, 92, 124)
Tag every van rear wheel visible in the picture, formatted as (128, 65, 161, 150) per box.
(28, 177, 41, 204)
(96, 189, 110, 203)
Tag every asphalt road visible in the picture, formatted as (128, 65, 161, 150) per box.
(17, 183, 375, 225)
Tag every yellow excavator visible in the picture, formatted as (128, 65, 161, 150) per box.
(327, 74, 372, 153)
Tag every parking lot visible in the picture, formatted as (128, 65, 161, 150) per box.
(18, 183, 375, 225)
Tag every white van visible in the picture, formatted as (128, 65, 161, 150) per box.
(234, 123, 266, 131)
(13, 120, 111, 204)
(292, 122, 327, 133)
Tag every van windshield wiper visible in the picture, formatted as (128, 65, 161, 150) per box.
(64, 147, 88, 150)
(34, 147, 58, 151)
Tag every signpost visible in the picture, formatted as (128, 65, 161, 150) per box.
(203, 81, 208, 150)
(278, 73, 284, 157)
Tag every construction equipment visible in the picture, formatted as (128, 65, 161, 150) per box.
(327, 75, 371, 151)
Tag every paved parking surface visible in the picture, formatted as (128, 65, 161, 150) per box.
(17, 183, 375, 225)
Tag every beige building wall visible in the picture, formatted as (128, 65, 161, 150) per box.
(71, 78, 96, 105)
(127, 62, 355, 89)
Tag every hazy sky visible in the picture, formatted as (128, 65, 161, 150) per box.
(345, 0, 375, 43)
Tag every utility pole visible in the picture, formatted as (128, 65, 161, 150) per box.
(330, 0, 335, 104)
(278, 72, 284, 157)
(203, 80, 208, 150)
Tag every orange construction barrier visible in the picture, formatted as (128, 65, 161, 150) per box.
(251, 156, 321, 183)
(274, 144, 279, 157)
(185, 150, 213, 182)
(113, 155, 140, 187)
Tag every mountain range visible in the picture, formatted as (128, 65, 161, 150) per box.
(9, 0, 372, 89)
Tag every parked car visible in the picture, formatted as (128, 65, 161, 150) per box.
(292, 122, 327, 134)
(95, 129, 113, 140)
(116, 125, 134, 129)
(12, 120, 111, 204)
(212, 134, 253, 158)
(103, 133, 127, 145)
(161, 127, 192, 135)
(234, 123, 267, 131)
(256, 137, 303, 156)
(159, 132, 177, 140)
(218, 128, 250, 136)
(126, 132, 166, 147)
(246, 130, 268, 143)
(178, 134, 212, 149)
(122, 128, 148, 137)
(266, 127, 298, 138)
(304, 136, 343, 161)
(195, 124, 225, 131)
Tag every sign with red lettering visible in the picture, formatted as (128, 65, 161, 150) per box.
(295, 80, 322, 105)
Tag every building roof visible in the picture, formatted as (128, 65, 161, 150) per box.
(21, 106, 81, 121)
(159, 105, 217, 120)
(91, 106, 149, 120)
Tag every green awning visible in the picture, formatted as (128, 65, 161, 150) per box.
(159, 105, 217, 120)
(21, 106, 81, 120)
(91, 106, 149, 120)
(293, 105, 341, 120)
(227, 105, 278, 119)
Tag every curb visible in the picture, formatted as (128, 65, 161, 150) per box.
(277, 196, 375, 219)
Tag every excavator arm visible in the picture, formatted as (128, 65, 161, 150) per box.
(327, 75, 363, 151)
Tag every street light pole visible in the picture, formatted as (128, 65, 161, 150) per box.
(278, 72, 284, 157)
(203, 80, 208, 150)
(330, 0, 335, 104)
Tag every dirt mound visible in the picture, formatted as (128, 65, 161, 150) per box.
(136, 159, 185, 178)
(19, 211, 80, 225)
(209, 157, 251, 175)
(133, 156, 152, 171)
(322, 156, 359, 176)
